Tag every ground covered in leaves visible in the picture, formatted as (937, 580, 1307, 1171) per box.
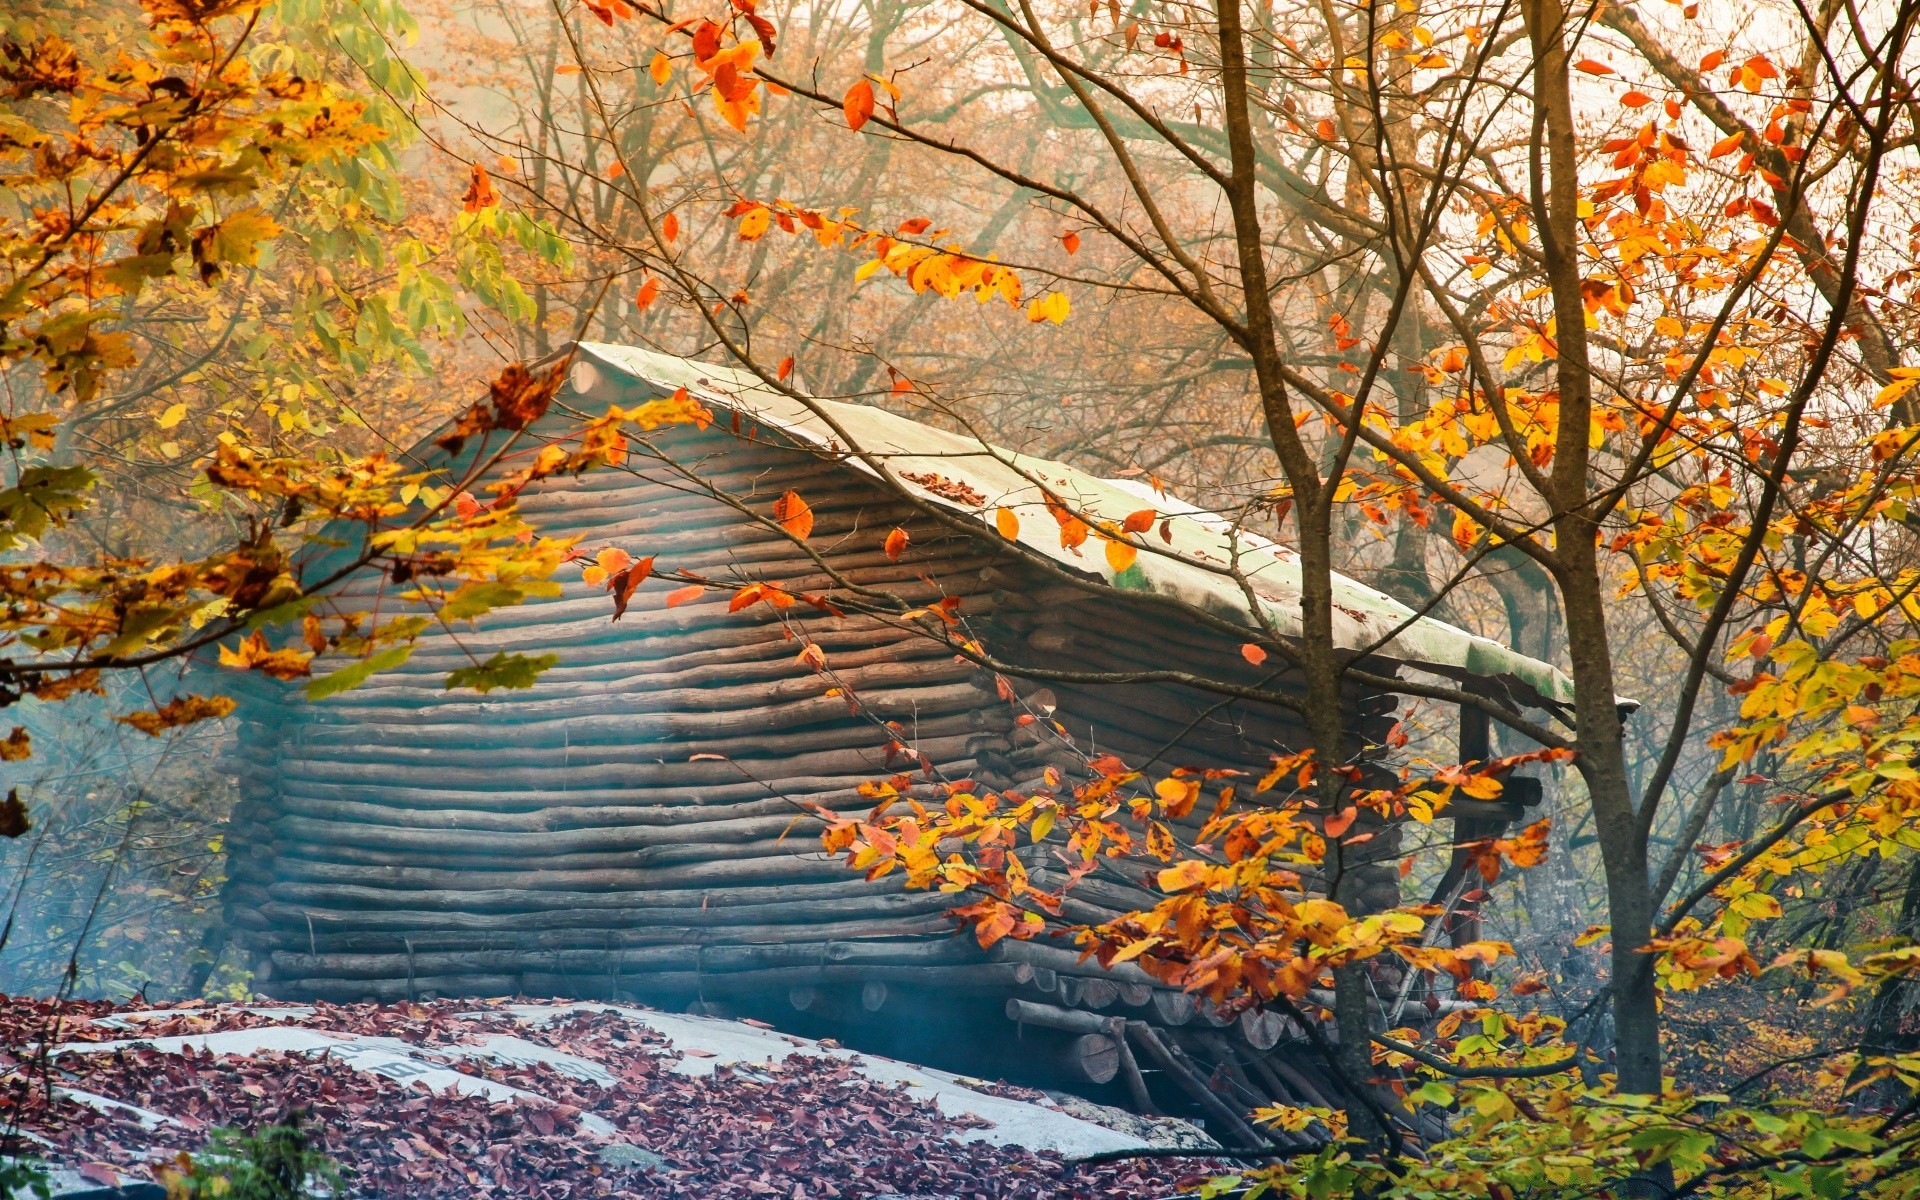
(0, 996, 1217, 1198)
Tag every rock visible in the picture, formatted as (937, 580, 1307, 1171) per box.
(1038, 1091, 1219, 1150)
(595, 1143, 666, 1172)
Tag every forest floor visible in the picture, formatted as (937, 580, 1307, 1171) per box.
(0, 995, 1220, 1199)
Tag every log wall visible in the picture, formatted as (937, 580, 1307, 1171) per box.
(222, 411, 1407, 1121)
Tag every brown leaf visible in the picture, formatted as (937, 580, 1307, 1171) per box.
(489, 361, 566, 430)
(116, 694, 238, 736)
(0, 727, 29, 761)
(0, 789, 28, 838)
(434, 402, 494, 457)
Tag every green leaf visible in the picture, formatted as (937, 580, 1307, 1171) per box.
(445, 652, 556, 693)
(306, 645, 413, 699)
(0, 466, 98, 549)
(439, 580, 526, 621)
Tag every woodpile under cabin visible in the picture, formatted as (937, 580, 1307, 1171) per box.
(219, 342, 1574, 1124)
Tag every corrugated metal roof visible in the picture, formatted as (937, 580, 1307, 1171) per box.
(568, 342, 1575, 709)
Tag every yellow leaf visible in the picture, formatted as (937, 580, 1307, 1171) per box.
(1030, 807, 1055, 843)
(1157, 861, 1210, 892)
(158, 402, 187, 429)
(854, 258, 884, 282)
(1110, 937, 1161, 964)
(737, 207, 771, 241)
(1104, 538, 1137, 572)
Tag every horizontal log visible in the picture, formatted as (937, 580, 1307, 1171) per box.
(254, 844, 892, 893)
(1006, 998, 1112, 1035)
(991, 940, 1158, 985)
(266, 933, 971, 981)
(230, 879, 948, 930)
(228, 899, 963, 953)
(271, 961, 1036, 1004)
(259, 777, 960, 833)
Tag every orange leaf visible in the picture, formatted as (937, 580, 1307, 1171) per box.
(665, 584, 705, 607)
(729, 583, 766, 612)
(1061, 230, 1081, 255)
(995, 507, 1020, 539)
(1104, 538, 1137, 572)
(662, 212, 679, 242)
(1314, 118, 1335, 140)
(1620, 90, 1653, 107)
(1241, 642, 1268, 665)
(1709, 132, 1744, 157)
(461, 163, 497, 212)
(1121, 508, 1155, 533)
(1323, 808, 1356, 838)
(607, 160, 625, 178)
(884, 527, 909, 560)
(650, 50, 672, 85)
(635, 275, 660, 310)
(843, 79, 876, 130)
(1573, 58, 1614, 74)
(1699, 49, 1726, 71)
(773, 489, 815, 539)
(777, 356, 795, 381)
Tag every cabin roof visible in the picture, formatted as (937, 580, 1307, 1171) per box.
(565, 343, 1575, 709)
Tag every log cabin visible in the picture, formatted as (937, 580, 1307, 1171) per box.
(218, 342, 1575, 1124)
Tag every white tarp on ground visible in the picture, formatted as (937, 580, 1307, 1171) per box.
(60, 1003, 1147, 1160)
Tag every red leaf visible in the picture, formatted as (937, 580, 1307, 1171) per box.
(1620, 90, 1654, 107)
(884, 527, 909, 560)
(1573, 58, 1614, 74)
(610, 556, 654, 621)
(634, 275, 660, 311)
(1121, 508, 1155, 533)
(662, 212, 679, 242)
(843, 79, 875, 131)
(1241, 643, 1268, 665)
(1061, 230, 1081, 254)
(777, 355, 795, 380)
